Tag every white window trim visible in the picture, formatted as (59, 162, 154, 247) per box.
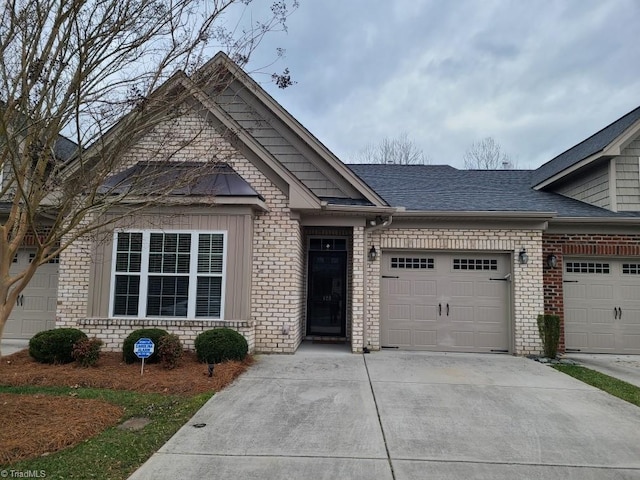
(108, 229, 227, 320)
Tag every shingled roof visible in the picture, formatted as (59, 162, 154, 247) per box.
(348, 164, 639, 218)
(532, 106, 640, 187)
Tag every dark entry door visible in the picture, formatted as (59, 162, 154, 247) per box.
(307, 251, 347, 336)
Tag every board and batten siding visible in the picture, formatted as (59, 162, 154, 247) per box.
(616, 138, 640, 211)
(88, 209, 253, 321)
(212, 80, 364, 200)
(556, 162, 610, 209)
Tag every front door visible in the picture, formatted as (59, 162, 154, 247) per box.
(307, 250, 347, 336)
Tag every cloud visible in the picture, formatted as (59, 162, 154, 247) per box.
(246, 0, 640, 169)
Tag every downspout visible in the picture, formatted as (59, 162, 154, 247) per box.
(363, 215, 394, 352)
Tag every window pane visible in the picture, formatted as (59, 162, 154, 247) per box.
(149, 233, 191, 274)
(198, 234, 224, 274)
(146, 276, 189, 317)
(115, 232, 142, 273)
(196, 277, 222, 317)
(113, 276, 140, 316)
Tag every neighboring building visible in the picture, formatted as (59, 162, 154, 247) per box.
(7, 53, 640, 355)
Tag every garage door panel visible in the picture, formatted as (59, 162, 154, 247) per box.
(476, 281, 504, 298)
(624, 335, 640, 349)
(387, 329, 412, 347)
(620, 285, 640, 298)
(381, 252, 509, 352)
(564, 284, 586, 299)
(413, 280, 437, 296)
(587, 284, 613, 300)
(567, 332, 588, 350)
(565, 258, 640, 354)
(565, 307, 587, 324)
(453, 306, 474, 322)
(414, 305, 437, 322)
(388, 304, 411, 320)
(590, 309, 615, 325)
(450, 281, 473, 297)
(413, 330, 437, 348)
(388, 280, 411, 296)
(450, 331, 474, 348)
(590, 333, 615, 350)
(476, 306, 503, 322)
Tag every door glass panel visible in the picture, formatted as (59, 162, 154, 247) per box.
(307, 251, 346, 336)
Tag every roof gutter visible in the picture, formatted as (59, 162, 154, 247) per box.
(549, 216, 640, 225)
(393, 210, 557, 220)
(319, 202, 398, 215)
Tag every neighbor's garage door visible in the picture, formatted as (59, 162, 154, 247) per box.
(564, 258, 640, 354)
(4, 249, 58, 339)
(380, 252, 511, 352)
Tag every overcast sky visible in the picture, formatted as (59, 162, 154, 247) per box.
(241, 0, 640, 169)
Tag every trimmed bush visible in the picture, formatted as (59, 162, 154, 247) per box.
(195, 328, 248, 364)
(537, 314, 561, 359)
(72, 337, 103, 367)
(122, 328, 169, 364)
(29, 328, 88, 364)
(158, 334, 183, 370)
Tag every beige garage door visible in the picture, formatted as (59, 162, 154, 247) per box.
(564, 258, 640, 354)
(380, 252, 511, 352)
(4, 249, 59, 339)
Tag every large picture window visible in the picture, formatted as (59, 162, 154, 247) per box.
(111, 231, 226, 319)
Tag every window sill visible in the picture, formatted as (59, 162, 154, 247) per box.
(78, 318, 254, 328)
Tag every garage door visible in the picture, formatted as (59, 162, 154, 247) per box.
(380, 252, 511, 352)
(4, 249, 59, 339)
(564, 258, 640, 354)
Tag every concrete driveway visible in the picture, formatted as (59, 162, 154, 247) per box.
(567, 353, 640, 388)
(129, 345, 640, 480)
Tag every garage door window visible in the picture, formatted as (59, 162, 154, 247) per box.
(391, 257, 434, 269)
(111, 230, 226, 319)
(622, 263, 640, 275)
(453, 258, 497, 271)
(565, 262, 610, 274)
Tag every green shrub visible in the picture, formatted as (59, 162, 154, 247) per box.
(537, 314, 561, 359)
(29, 328, 88, 364)
(122, 328, 169, 364)
(195, 328, 248, 364)
(158, 334, 183, 369)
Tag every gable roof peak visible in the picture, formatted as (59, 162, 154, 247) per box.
(532, 104, 640, 188)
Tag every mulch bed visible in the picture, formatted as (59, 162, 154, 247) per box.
(0, 393, 124, 464)
(0, 349, 253, 465)
(0, 350, 253, 395)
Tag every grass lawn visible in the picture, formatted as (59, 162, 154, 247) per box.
(0, 385, 213, 479)
(553, 364, 640, 408)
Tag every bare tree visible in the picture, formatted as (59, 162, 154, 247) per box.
(352, 133, 430, 165)
(0, 0, 298, 348)
(463, 137, 513, 169)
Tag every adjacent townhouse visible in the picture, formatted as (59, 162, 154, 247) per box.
(6, 52, 640, 355)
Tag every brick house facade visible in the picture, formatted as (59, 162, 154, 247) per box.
(17, 53, 638, 356)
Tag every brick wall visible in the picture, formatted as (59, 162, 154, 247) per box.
(366, 228, 544, 355)
(56, 111, 304, 354)
(543, 233, 640, 351)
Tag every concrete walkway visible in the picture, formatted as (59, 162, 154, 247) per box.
(129, 345, 640, 480)
(566, 354, 640, 388)
(0, 338, 28, 356)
